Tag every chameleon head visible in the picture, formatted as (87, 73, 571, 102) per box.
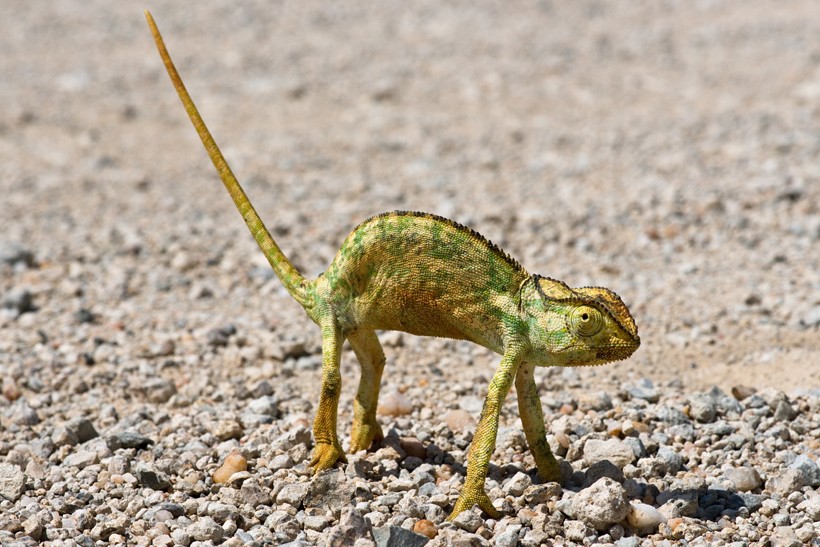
(525, 276, 640, 366)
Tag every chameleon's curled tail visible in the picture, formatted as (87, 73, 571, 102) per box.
(145, 11, 311, 308)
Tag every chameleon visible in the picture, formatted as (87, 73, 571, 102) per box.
(145, 11, 640, 520)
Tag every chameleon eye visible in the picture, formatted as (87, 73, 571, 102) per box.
(569, 306, 604, 337)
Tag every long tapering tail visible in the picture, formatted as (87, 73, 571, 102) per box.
(145, 11, 310, 308)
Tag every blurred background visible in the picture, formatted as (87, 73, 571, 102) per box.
(1, 0, 818, 395)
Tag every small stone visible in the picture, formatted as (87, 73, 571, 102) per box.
(452, 507, 483, 533)
(372, 524, 430, 547)
(577, 391, 613, 411)
(413, 519, 437, 539)
(688, 393, 716, 423)
(442, 409, 476, 431)
(565, 519, 589, 542)
(624, 378, 659, 402)
(305, 468, 355, 510)
(773, 400, 797, 422)
(583, 438, 635, 468)
(2, 287, 35, 315)
(212, 419, 244, 441)
(570, 477, 630, 531)
(583, 460, 625, 487)
(626, 502, 665, 530)
(212, 452, 247, 484)
(143, 377, 177, 404)
(240, 479, 271, 506)
(767, 468, 805, 496)
(788, 454, 820, 487)
(12, 401, 40, 425)
(0, 463, 25, 501)
(62, 449, 99, 468)
(731, 385, 756, 400)
(135, 465, 172, 490)
(0, 243, 35, 267)
(327, 508, 374, 547)
(269, 453, 294, 471)
(524, 483, 561, 504)
(187, 516, 224, 543)
(378, 390, 413, 417)
(273, 426, 311, 451)
(502, 471, 531, 497)
(656, 447, 683, 474)
(248, 396, 279, 417)
(106, 431, 154, 451)
(276, 482, 309, 506)
(400, 437, 426, 459)
(723, 467, 762, 492)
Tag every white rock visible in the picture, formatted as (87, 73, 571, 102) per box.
(626, 501, 666, 530)
(0, 463, 25, 501)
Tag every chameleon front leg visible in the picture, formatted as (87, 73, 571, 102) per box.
(449, 347, 524, 521)
(347, 329, 386, 452)
(515, 362, 561, 482)
(309, 321, 347, 471)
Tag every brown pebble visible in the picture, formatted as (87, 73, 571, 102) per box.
(212, 452, 247, 484)
(400, 437, 426, 460)
(559, 403, 574, 415)
(413, 519, 437, 539)
(731, 385, 756, 400)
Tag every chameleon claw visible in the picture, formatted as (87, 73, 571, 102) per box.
(308, 442, 346, 472)
(448, 486, 503, 521)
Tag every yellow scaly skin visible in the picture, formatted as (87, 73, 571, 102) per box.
(145, 12, 641, 521)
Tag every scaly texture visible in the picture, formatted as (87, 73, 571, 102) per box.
(145, 11, 641, 521)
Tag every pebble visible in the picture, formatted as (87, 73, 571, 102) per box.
(626, 501, 666, 530)
(583, 438, 635, 468)
(723, 467, 762, 492)
(442, 409, 476, 431)
(413, 519, 437, 539)
(212, 453, 248, 484)
(569, 477, 630, 531)
(0, 463, 25, 501)
(372, 524, 430, 547)
(377, 390, 414, 417)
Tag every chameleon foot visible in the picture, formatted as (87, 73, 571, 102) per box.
(535, 453, 562, 483)
(309, 442, 346, 472)
(447, 486, 502, 521)
(349, 420, 384, 453)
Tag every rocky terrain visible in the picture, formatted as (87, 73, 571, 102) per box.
(1, 1, 819, 545)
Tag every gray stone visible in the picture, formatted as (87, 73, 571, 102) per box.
(656, 447, 683, 474)
(583, 460, 625, 487)
(135, 465, 171, 490)
(240, 479, 271, 507)
(187, 516, 224, 542)
(372, 524, 430, 547)
(624, 378, 659, 402)
(276, 482, 309, 506)
(66, 417, 98, 443)
(767, 468, 805, 496)
(723, 467, 762, 492)
(2, 287, 35, 315)
(502, 471, 531, 496)
(143, 377, 177, 404)
(570, 477, 630, 531)
(688, 393, 716, 423)
(327, 508, 374, 547)
(788, 454, 820, 487)
(583, 438, 635, 468)
(451, 507, 483, 533)
(0, 463, 25, 501)
(11, 401, 40, 426)
(274, 426, 312, 451)
(106, 431, 154, 451)
(305, 468, 355, 510)
(62, 449, 98, 469)
(0, 243, 35, 267)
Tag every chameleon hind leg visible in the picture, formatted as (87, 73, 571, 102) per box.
(515, 362, 561, 482)
(347, 330, 386, 453)
(309, 321, 347, 472)
(449, 348, 523, 520)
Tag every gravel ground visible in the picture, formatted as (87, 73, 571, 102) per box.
(1, 1, 819, 545)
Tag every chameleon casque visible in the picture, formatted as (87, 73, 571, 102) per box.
(145, 12, 640, 520)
